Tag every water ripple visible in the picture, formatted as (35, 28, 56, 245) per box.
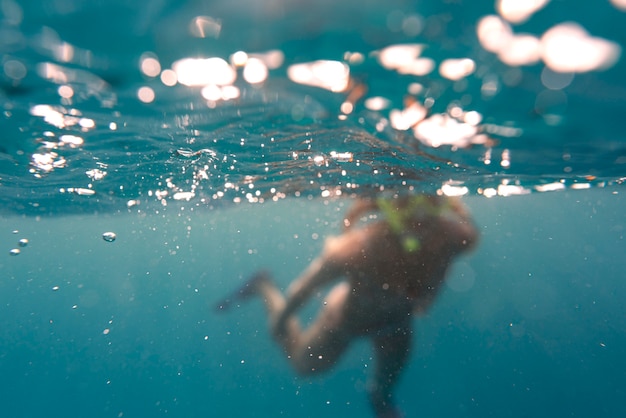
(1, 0, 625, 215)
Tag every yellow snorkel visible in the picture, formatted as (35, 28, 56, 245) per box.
(377, 195, 449, 253)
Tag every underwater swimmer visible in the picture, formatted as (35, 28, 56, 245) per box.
(216, 195, 478, 418)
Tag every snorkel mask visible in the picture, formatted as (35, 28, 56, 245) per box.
(377, 195, 450, 253)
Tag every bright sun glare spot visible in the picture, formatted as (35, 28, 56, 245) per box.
(201, 85, 221, 101)
(364, 97, 391, 111)
(137, 86, 155, 103)
(160, 69, 177, 86)
(441, 183, 469, 197)
(477, 16, 513, 54)
(414, 114, 479, 148)
(173, 57, 236, 87)
(403, 58, 435, 76)
(540, 23, 621, 73)
(500, 149, 511, 168)
(478, 15, 621, 72)
(30, 104, 71, 129)
(140, 54, 161, 77)
(59, 134, 84, 147)
(57, 85, 74, 99)
(497, 0, 550, 24)
(221, 85, 240, 100)
(79, 118, 95, 129)
(378, 44, 424, 69)
(463, 110, 482, 126)
(535, 182, 566, 192)
(498, 184, 529, 196)
(287, 60, 349, 92)
(231, 51, 248, 67)
(498, 34, 541, 66)
(173, 192, 195, 201)
(86, 168, 107, 181)
(243, 58, 269, 84)
(389, 102, 428, 130)
(201, 85, 240, 102)
(31, 152, 66, 173)
(439, 58, 476, 81)
(378, 44, 435, 76)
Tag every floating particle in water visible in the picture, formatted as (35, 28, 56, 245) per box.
(9, 248, 20, 256)
(18, 238, 28, 247)
(102, 232, 116, 242)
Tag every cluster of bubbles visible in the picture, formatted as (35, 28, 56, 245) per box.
(8, 231, 29, 256)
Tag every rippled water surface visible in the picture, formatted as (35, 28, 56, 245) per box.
(1, 1, 626, 417)
(2, 0, 625, 214)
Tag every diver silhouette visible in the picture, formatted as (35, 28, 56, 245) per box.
(215, 195, 478, 417)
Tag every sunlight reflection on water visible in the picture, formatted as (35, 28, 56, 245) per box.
(1, 0, 625, 214)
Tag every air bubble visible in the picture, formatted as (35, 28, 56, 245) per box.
(102, 232, 117, 242)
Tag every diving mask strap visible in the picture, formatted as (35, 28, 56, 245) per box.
(377, 197, 422, 253)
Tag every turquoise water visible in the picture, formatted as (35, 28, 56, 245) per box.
(2, 193, 625, 417)
(1, 1, 626, 417)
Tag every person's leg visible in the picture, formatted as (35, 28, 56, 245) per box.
(216, 270, 352, 376)
(214, 270, 295, 332)
(213, 270, 277, 311)
(368, 323, 412, 418)
(285, 281, 352, 375)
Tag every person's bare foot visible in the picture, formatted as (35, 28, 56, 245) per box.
(213, 270, 272, 312)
